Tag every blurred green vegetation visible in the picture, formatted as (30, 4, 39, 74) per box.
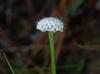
(0, 0, 100, 74)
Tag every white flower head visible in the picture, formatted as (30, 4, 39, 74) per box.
(36, 17, 64, 32)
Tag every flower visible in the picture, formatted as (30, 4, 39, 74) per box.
(36, 17, 64, 32)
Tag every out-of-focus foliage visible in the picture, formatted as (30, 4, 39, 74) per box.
(0, 0, 100, 74)
(69, 0, 83, 15)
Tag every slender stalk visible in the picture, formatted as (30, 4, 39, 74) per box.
(48, 32, 56, 74)
(3, 53, 15, 74)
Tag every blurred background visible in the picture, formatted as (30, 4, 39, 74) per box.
(0, 0, 100, 74)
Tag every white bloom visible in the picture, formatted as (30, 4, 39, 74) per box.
(36, 17, 64, 32)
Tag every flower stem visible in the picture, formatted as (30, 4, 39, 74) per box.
(3, 53, 15, 74)
(48, 32, 56, 74)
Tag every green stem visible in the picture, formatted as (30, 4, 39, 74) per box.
(3, 53, 15, 74)
(48, 32, 56, 74)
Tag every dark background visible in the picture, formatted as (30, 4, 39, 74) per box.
(0, 0, 100, 74)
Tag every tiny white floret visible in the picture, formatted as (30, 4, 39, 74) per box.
(36, 17, 64, 32)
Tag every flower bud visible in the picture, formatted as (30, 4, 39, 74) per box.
(36, 17, 64, 32)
